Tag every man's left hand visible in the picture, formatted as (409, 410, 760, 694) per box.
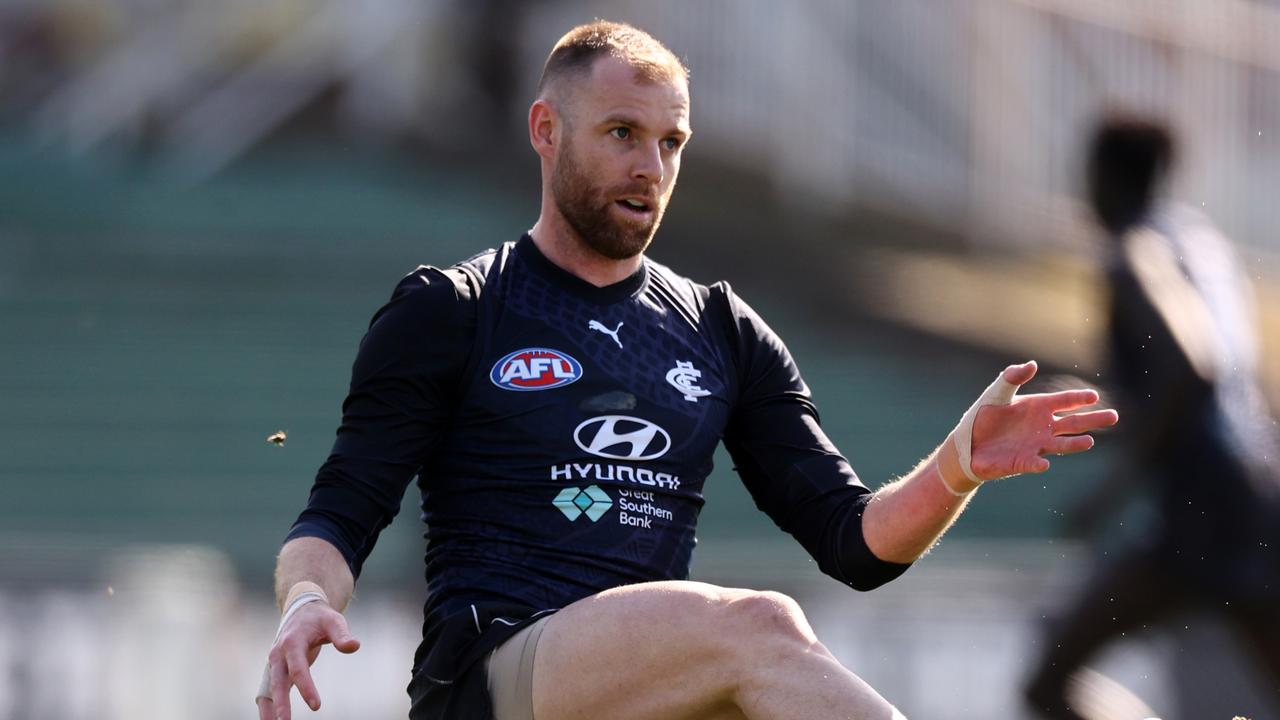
(966, 361, 1118, 481)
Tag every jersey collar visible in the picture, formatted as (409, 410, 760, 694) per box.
(516, 233, 649, 305)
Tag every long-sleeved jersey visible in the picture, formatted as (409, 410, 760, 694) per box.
(287, 235, 909, 719)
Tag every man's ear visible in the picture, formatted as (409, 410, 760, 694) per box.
(529, 99, 558, 160)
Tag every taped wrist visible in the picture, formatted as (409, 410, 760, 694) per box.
(936, 456, 975, 497)
(255, 582, 330, 701)
(283, 581, 328, 612)
(951, 370, 1020, 486)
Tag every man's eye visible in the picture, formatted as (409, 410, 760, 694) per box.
(663, 138, 682, 151)
(611, 127, 631, 140)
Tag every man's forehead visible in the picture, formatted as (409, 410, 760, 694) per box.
(578, 55, 690, 129)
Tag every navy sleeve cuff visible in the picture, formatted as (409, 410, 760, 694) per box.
(829, 493, 912, 591)
(286, 508, 381, 580)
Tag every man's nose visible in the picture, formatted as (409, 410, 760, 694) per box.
(631, 142, 664, 185)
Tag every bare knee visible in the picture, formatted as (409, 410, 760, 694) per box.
(712, 591, 852, 706)
(626, 586, 826, 678)
(715, 589, 826, 665)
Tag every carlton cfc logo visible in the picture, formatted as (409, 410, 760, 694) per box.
(490, 348, 583, 391)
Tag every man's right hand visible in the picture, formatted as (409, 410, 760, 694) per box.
(256, 600, 362, 720)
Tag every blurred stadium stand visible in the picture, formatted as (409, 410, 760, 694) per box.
(1, 1, 1277, 718)
(6, 0, 1280, 255)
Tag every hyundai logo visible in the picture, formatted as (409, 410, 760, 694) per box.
(573, 416, 671, 461)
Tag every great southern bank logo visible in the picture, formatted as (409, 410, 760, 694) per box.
(490, 348, 582, 391)
(553, 485, 612, 522)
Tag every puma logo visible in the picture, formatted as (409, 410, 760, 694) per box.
(588, 320, 624, 349)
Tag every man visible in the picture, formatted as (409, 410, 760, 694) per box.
(257, 21, 1117, 720)
(1023, 116, 1280, 718)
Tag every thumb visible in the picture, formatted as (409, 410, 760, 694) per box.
(1002, 360, 1038, 387)
(321, 612, 362, 654)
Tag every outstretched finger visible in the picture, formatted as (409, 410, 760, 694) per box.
(1042, 434, 1096, 457)
(269, 654, 294, 720)
(256, 697, 273, 720)
(1037, 388, 1103, 413)
(1054, 409, 1119, 435)
(284, 641, 322, 712)
(1015, 454, 1052, 475)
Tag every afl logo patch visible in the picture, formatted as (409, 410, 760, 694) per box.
(490, 348, 583, 391)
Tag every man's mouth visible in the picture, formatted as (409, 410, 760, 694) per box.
(615, 197, 652, 216)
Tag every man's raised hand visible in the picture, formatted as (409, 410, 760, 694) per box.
(957, 361, 1118, 487)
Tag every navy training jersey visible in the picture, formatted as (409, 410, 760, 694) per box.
(287, 235, 908, 718)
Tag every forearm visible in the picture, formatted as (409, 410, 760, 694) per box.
(273, 536, 356, 612)
(861, 435, 977, 564)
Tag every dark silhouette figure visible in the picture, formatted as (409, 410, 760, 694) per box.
(1024, 115, 1280, 719)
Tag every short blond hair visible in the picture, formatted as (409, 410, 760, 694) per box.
(536, 20, 688, 98)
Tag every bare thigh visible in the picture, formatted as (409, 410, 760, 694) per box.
(531, 581, 749, 720)
(530, 580, 899, 720)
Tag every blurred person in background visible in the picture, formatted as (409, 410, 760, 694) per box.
(1024, 115, 1280, 719)
(256, 20, 1117, 720)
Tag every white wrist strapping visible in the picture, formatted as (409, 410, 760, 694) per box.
(936, 458, 973, 498)
(950, 370, 1020, 489)
(255, 587, 329, 701)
